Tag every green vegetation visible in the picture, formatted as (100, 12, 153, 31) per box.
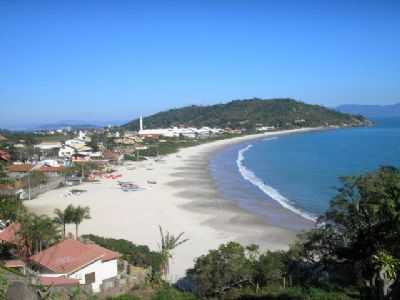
(0, 166, 398, 300)
(0, 163, 14, 185)
(0, 270, 9, 300)
(71, 205, 91, 238)
(159, 226, 189, 279)
(107, 285, 198, 300)
(184, 166, 400, 300)
(125, 98, 368, 131)
(63, 161, 100, 178)
(18, 212, 61, 254)
(151, 285, 199, 300)
(0, 196, 24, 222)
(0, 130, 37, 146)
(52, 205, 91, 239)
(82, 234, 163, 273)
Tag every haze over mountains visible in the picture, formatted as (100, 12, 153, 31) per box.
(2, 120, 128, 131)
(337, 103, 400, 118)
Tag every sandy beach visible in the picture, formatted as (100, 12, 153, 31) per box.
(25, 128, 318, 281)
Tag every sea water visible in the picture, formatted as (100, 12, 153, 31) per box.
(210, 118, 400, 228)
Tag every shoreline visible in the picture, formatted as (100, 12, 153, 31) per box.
(25, 127, 321, 280)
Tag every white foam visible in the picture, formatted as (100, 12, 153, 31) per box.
(236, 144, 317, 223)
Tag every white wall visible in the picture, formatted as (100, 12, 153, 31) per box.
(69, 259, 118, 293)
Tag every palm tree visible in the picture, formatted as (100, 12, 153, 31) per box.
(53, 209, 66, 239)
(159, 225, 189, 279)
(71, 206, 91, 239)
(53, 205, 75, 239)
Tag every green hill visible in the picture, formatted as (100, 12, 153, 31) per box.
(125, 98, 369, 130)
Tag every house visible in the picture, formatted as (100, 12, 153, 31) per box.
(8, 164, 34, 177)
(29, 239, 121, 292)
(0, 149, 11, 161)
(103, 150, 123, 164)
(34, 142, 62, 151)
(0, 223, 22, 246)
(37, 165, 66, 177)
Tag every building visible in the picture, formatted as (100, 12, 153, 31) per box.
(34, 141, 62, 151)
(103, 150, 124, 164)
(8, 162, 65, 178)
(0, 223, 22, 246)
(29, 239, 121, 292)
(7, 164, 34, 177)
(137, 117, 223, 139)
(0, 149, 11, 161)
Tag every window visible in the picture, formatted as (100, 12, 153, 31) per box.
(85, 272, 96, 284)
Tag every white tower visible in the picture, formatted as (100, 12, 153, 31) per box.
(139, 116, 143, 131)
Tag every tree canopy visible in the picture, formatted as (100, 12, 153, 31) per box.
(125, 98, 369, 131)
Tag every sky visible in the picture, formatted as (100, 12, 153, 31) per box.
(1, 0, 399, 128)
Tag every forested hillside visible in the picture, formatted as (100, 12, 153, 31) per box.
(125, 98, 369, 130)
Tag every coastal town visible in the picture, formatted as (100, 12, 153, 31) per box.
(0, 116, 271, 298)
(0, 116, 244, 200)
(0, 100, 375, 299)
(1, 0, 398, 298)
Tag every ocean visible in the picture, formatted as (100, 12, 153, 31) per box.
(210, 118, 400, 230)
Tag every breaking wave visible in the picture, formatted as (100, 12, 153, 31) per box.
(236, 144, 317, 223)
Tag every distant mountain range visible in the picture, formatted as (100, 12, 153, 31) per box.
(1, 120, 129, 131)
(124, 98, 369, 130)
(337, 103, 400, 118)
(36, 121, 101, 130)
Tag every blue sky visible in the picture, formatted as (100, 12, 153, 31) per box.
(1, 0, 399, 128)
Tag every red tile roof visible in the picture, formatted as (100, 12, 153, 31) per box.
(30, 239, 121, 274)
(0, 223, 21, 245)
(0, 150, 11, 161)
(39, 276, 80, 286)
(8, 164, 33, 173)
(7, 164, 65, 173)
(85, 243, 121, 262)
(38, 165, 65, 173)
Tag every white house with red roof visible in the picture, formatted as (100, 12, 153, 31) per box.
(29, 239, 121, 292)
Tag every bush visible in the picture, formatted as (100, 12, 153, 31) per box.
(107, 295, 141, 300)
(151, 285, 199, 300)
(232, 286, 357, 300)
(82, 234, 163, 273)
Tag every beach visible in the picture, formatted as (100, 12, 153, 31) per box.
(25, 128, 318, 281)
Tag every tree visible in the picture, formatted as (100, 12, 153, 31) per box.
(0, 162, 13, 185)
(158, 226, 189, 279)
(53, 206, 74, 239)
(18, 213, 60, 255)
(300, 166, 400, 299)
(254, 251, 286, 288)
(187, 242, 254, 298)
(71, 206, 90, 239)
(0, 196, 25, 222)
